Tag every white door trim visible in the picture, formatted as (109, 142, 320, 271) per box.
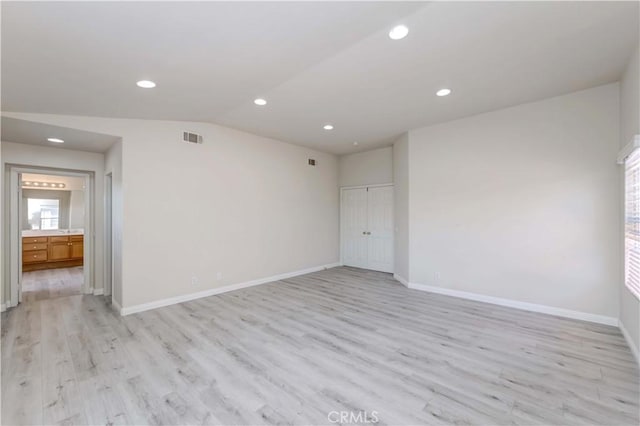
(340, 183, 393, 191)
(340, 183, 394, 271)
(104, 172, 113, 299)
(6, 165, 95, 307)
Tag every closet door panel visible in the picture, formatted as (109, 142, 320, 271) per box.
(367, 186, 394, 273)
(341, 188, 369, 269)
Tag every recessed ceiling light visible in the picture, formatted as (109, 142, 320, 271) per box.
(254, 98, 267, 106)
(136, 80, 156, 88)
(389, 25, 409, 40)
(353, 142, 359, 146)
(436, 88, 452, 97)
(47, 138, 64, 143)
(323, 124, 334, 130)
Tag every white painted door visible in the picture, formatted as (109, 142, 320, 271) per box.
(341, 188, 369, 269)
(367, 186, 394, 273)
(341, 185, 394, 273)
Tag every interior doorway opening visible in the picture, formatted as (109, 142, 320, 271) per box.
(21, 172, 86, 301)
(5, 165, 95, 307)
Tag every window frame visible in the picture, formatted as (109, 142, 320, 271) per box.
(623, 141, 640, 301)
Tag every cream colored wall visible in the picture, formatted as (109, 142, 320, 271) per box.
(619, 45, 640, 356)
(338, 146, 392, 187)
(1, 141, 106, 301)
(392, 134, 409, 282)
(2, 113, 340, 309)
(69, 190, 85, 228)
(407, 83, 621, 318)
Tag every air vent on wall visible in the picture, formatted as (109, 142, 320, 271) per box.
(183, 131, 203, 144)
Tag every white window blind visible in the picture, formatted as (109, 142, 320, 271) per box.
(624, 148, 640, 300)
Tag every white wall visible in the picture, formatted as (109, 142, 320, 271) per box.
(619, 45, 640, 355)
(1, 141, 106, 302)
(407, 83, 621, 318)
(69, 190, 85, 228)
(392, 134, 409, 282)
(338, 146, 392, 187)
(2, 113, 340, 309)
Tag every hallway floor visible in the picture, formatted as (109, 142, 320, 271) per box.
(21, 266, 83, 302)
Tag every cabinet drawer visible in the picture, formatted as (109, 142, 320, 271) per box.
(70, 235, 83, 242)
(23, 243, 47, 251)
(49, 236, 70, 243)
(23, 237, 47, 244)
(23, 250, 48, 263)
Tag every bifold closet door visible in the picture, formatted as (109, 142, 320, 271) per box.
(341, 185, 394, 273)
(341, 188, 369, 269)
(367, 186, 394, 273)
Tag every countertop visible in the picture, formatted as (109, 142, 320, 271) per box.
(22, 229, 84, 237)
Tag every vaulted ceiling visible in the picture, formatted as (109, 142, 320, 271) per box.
(2, 1, 638, 154)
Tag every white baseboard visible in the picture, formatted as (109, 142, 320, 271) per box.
(619, 319, 640, 367)
(0, 304, 6, 313)
(393, 274, 409, 288)
(400, 280, 618, 327)
(93, 288, 104, 296)
(120, 262, 341, 316)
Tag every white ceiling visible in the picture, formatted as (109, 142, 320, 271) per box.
(1, 117, 120, 153)
(2, 1, 638, 155)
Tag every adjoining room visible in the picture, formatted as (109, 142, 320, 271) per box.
(1, 1, 638, 425)
(21, 173, 86, 301)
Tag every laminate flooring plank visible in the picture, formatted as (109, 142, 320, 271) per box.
(2, 266, 639, 425)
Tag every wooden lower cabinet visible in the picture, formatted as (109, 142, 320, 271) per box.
(22, 235, 84, 272)
(49, 241, 71, 261)
(70, 236, 84, 259)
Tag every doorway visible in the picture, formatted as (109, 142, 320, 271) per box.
(6, 166, 94, 307)
(20, 172, 86, 301)
(340, 184, 394, 273)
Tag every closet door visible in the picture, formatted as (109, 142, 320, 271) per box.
(367, 186, 394, 273)
(341, 188, 369, 269)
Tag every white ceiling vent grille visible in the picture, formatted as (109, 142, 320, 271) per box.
(183, 131, 203, 144)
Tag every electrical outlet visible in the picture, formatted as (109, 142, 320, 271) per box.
(216, 272, 222, 281)
(434, 272, 441, 281)
(191, 275, 198, 286)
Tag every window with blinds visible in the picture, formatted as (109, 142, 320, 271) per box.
(624, 148, 640, 300)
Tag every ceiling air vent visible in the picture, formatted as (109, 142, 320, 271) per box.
(183, 131, 203, 144)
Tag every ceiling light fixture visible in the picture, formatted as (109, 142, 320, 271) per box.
(353, 142, 359, 146)
(136, 80, 156, 88)
(254, 98, 267, 106)
(22, 181, 66, 189)
(389, 25, 409, 40)
(436, 88, 452, 97)
(47, 138, 64, 143)
(323, 124, 334, 130)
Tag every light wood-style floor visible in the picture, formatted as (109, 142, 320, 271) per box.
(2, 267, 639, 425)
(22, 266, 83, 302)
